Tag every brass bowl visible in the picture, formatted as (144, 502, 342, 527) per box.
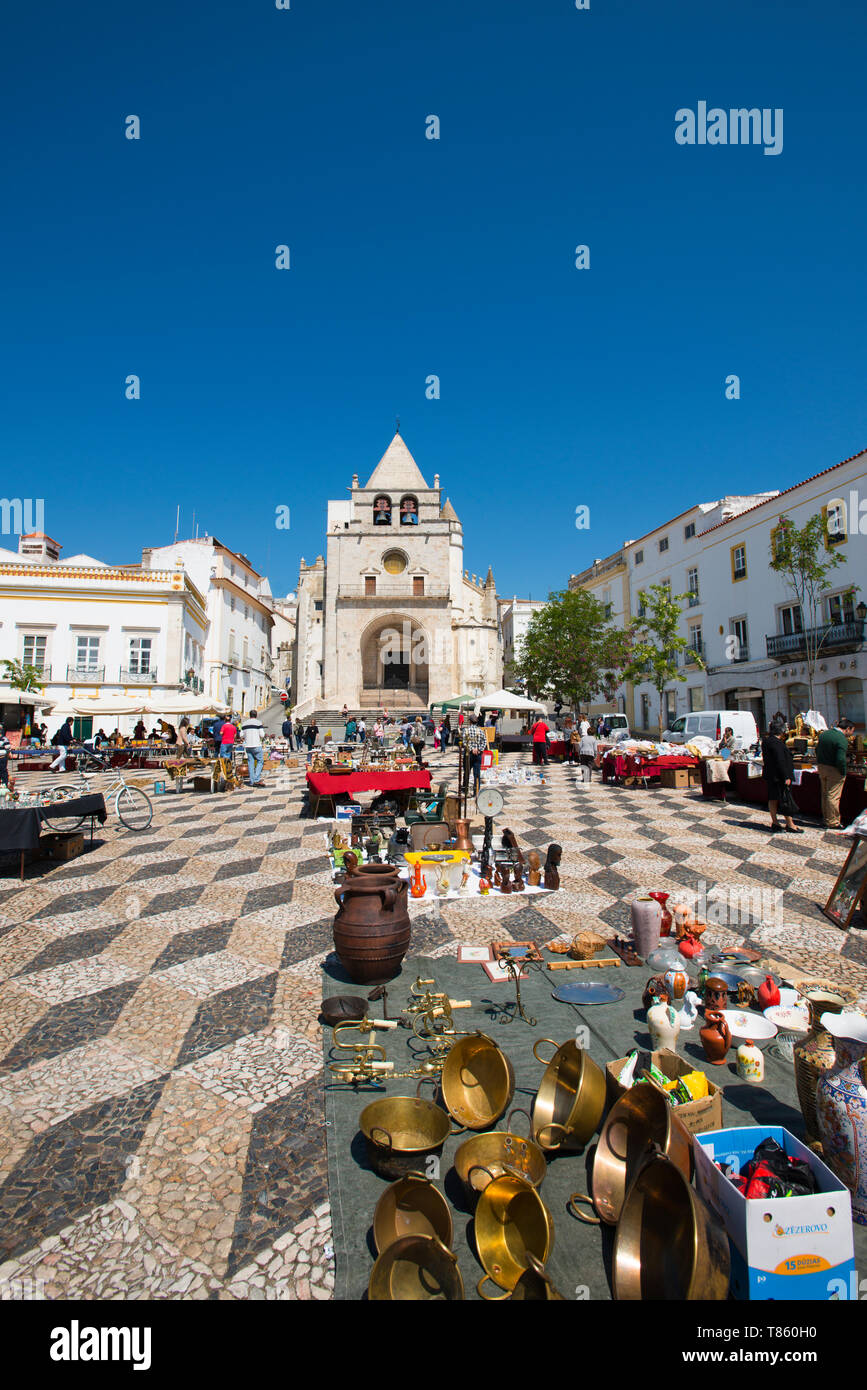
(359, 1096, 452, 1181)
(368, 1236, 464, 1301)
(475, 1174, 555, 1299)
(373, 1174, 453, 1254)
(612, 1153, 730, 1300)
(453, 1123, 547, 1200)
(439, 1032, 515, 1132)
(530, 1038, 606, 1152)
(568, 1083, 693, 1226)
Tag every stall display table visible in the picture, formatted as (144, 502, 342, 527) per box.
(306, 769, 432, 817)
(700, 759, 867, 822)
(602, 751, 699, 787)
(0, 794, 108, 878)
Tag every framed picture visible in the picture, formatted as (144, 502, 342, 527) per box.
(457, 944, 492, 964)
(491, 940, 543, 964)
(823, 835, 867, 929)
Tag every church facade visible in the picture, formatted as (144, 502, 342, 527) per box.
(291, 432, 502, 714)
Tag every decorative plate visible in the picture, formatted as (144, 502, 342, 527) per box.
(763, 1005, 809, 1034)
(552, 982, 625, 1005)
(720, 1009, 778, 1041)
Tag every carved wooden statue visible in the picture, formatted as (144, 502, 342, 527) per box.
(527, 850, 542, 887)
(544, 843, 562, 891)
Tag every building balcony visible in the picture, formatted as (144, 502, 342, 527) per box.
(766, 619, 865, 661)
(684, 641, 705, 666)
(731, 645, 750, 663)
(336, 584, 449, 601)
(67, 665, 104, 683)
(119, 666, 157, 683)
(27, 665, 52, 681)
(688, 592, 701, 608)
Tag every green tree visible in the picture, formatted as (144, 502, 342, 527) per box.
(1, 659, 43, 692)
(769, 512, 857, 711)
(622, 583, 701, 738)
(515, 588, 631, 714)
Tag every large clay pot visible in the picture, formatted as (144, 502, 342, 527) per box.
(793, 990, 847, 1147)
(816, 1013, 867, 1226)
(700, 1011, 731, 1066)
(332, 864, 411, 984)
(630, 897, 662, 959)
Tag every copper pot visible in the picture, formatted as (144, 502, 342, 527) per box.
(360, 1096, 453, 1181)
(437, 1032, 515, 1132)
(475, 1174, 555, 1298)
(612, 1152, 730, 1300)
(454, 817, 474, 853)
(373, 1174, 453, 1254)
(529, 1038, 606, 1152)
(368, 1235, 464, 1300)
(568, 1084, 693, 1226)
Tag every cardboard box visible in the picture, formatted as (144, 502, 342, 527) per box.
(660, 766, 690, 789)
(694, 1126, 856, 1300)
(41, 831, 85, 862)
(605, 1049, 723, 1134)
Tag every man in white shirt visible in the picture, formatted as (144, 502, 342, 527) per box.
(241, 710, 266, 788)
(579, 716, 590, 737)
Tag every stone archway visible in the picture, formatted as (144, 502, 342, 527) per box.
(360, 614, 429, 708)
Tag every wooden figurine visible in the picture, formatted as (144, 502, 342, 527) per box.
(544, 843, 562, 891)
(512, 863, 525, 892)
(527, 850, 542, 887)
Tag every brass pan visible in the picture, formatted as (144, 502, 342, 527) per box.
(613, 1152, 730, 1300)
(368, 1235, 464, 1301)
(474, 1173, 555, 1298)
(510, 1252, 566, 1301)
(453, 1111, 547, 1201)
(359, 1096, 453, 1181)
(530, 1038, 606, 1153)
(568, 1083, 693, 1226)
(434, 1031, 515, 1132)
(373, 1173, 453, 1254)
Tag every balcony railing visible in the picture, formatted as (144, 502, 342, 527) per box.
(25, 665, 51, 681)
(684, 641, 705, 666)
(688, 592, 701, 608)
(731, 645, 750, 663)
(119, 666, 157, 683)
(67, 665, 104, 682)
(766, 619, 865, 660)
(337, 583, 449, 600)
(569, 552, 625, 588)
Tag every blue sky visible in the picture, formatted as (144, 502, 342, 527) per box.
(2, 0, 866, 599)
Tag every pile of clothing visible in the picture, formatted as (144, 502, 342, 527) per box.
(716, 1137, 818, 1200)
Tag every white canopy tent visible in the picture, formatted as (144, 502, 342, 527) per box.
(48, 694, 229, 721)
(471, 688, 547, 716)
(0, 687, 56, 710)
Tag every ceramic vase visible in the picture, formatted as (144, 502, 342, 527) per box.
(647, 999, 681, 1052)
(737, 1040, 764, 1084)
(631, 897, 662, 959)
(700, 1010, 731, 1066)
(815, 1013, 867, 1226)
(793, 990, 847, 1148)
(703, 977, 729, 1013)
(648, 891, 673, 937)
(332, 864, 411, 984)
(757, 976, 781, 1011)
(664, 965, 689, 1002)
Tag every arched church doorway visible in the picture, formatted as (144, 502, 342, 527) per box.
(360, 614, 430, 708)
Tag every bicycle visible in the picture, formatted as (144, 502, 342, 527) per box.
(49, 754, 154, 832)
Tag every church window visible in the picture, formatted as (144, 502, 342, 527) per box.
(373, 495, 392, 525)
(400, 495, 419, 526)
(382, 550, 407, 575)
(365, 576, 377, 596)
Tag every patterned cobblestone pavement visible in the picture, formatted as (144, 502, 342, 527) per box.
(0, 749, 864, 1299)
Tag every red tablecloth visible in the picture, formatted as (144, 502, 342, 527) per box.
(306, 769, 432, 797)
(548, 740, 568, 759)
(700, 759, 867, 822)
(602, 753, 699, 783)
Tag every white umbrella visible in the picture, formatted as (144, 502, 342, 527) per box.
(49, 696, 149, 718)
(143, 694, 229, 717)
(471, 687, 547, 715)
(0, 687, 56, 710)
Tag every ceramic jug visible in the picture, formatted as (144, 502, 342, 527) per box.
(647, 999, 681, 1053)
(700, 1010, 731, 1066)
(737, 1039, 764, 1084)
(631, 897, 662, 959)
(332, 864, 411, 984)
(815, 1012, 867, 1226)
(704, 976, 729, 1013)
(410, 862, 428, 899)
(664, 965, 689, 1002)
(793, 990, 848, 1147)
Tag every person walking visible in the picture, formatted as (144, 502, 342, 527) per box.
(357, 717, 367, 744)
(577, 728, 598, 781)
(344, 715, 357, 744)
(530, 714, 550, 766)
(816, 717, 856, 829)
(579, 713, 590, 737)
(242, 709, 266, 788)
(761, 715, 801, 834)
(281, 713, 295, 750)
(219, 717, 238, 762)
(305, 720, 318, 751)
(0, 725, 11, 786)
(294, 717, 304, 750)
(50, 717, 75, 772)
(411, 717, 427, 767)
(461, 716, 488, 799)
(441, 713, 451, 751)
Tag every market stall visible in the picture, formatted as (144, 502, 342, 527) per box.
(700, 759, 867, 822)
(0, 793, 107, 878)
(306, 768, 432, 818)
(603, 750, 700, 787)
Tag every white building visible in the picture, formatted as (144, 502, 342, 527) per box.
(498, 598, 548, 688)
(570, 446, 867, 732)
(142, 539, 275, 714)
(0, 532, 208, 736)
(292, 431, 502, 715)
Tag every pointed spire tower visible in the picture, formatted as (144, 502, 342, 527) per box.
(365, 432, 429, 493)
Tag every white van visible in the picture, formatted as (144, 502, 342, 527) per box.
(663, 710, 758, 746)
